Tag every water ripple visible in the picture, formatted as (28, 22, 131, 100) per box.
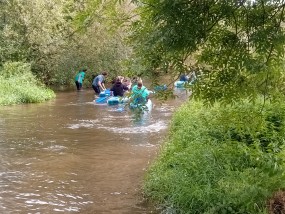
(103, 121, 167, 134)
(67, 119, 100, 129)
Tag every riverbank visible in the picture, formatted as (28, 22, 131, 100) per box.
(143, 100, 285, 213)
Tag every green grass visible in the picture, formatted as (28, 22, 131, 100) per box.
(0, 62, 55, 105)
(144, 101, 285, 214)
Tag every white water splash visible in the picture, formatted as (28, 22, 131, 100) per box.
(44, 145, 67, 152)
(101, 120, 167, 134)
(67, 119, 100, 129)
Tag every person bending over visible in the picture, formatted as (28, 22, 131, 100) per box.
(74, 68, 87, 90)
(110, 77, 129, 97)
(92, 71, 108, 95)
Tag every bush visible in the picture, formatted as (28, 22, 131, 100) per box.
(144, 101, 285, 214)
(0, 62, 55, 105)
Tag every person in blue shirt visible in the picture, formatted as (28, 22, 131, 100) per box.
(179, 73, 189, 82)
(131, 79, 150, 104)
(74, 69, 87, 90)
(92, 71, 108, 95)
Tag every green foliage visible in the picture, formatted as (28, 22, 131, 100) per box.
(0, 62, 55, 105)
(129, 0, 285, 105)
(144, 100, 285, 213)
(0, 0, 132, 86)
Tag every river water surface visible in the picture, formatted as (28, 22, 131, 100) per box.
(0, 89, 188, 214)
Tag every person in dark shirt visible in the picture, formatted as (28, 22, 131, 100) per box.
(179, 73, 189, 82)
(110, 77, 129, 97)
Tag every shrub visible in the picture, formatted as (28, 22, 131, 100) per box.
(0, 62, 55, 105)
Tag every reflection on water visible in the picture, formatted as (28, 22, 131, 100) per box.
(0, 89, 188, 213)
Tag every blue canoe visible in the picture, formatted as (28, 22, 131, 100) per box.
(99, 89, 111, 97)
(95, 89, 111, 104)
(107, 96, 129, 106)
(174, 80, 188, 88)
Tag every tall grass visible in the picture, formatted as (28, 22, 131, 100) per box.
(144, 101, 285, 214)
(0, 62, 55, 105)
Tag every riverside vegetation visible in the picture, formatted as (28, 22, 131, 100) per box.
(144, 100, 285, 213)
(131, 1, 285, 213)
(0, 62, 55, 105)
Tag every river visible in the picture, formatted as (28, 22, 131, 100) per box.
(0, 88, 188, 214)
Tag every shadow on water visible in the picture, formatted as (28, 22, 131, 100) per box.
(0, 88, 189, 214)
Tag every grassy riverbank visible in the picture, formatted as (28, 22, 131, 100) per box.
(0, 62, 55, 105)
(144, 100, 285, 213)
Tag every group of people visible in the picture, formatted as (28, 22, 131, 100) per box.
(74, 69, 150, 105)
(74, 69, 108, 93)
(109, 75, 150, 105)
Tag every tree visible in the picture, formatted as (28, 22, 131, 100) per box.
(129, 0, 285, 104)
(0, 0, 132, 85)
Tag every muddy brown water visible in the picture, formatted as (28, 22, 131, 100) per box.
(0, 88, 188, 214)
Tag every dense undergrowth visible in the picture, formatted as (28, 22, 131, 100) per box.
(0, 62, 55, 105)
(144, 100, 285, 214)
